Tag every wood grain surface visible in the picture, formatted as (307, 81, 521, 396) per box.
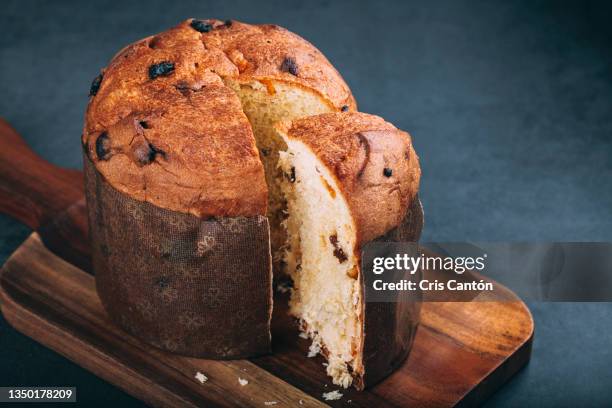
(0, 119, 83, 230)
(0, 119, 90, 271)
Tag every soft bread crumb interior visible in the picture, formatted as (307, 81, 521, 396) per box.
(277, 136, 362, 388)
(226, 79, 334, 267)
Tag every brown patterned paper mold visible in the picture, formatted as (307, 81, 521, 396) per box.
(358, 197, 424, 389)
(84, 155, 272, 358)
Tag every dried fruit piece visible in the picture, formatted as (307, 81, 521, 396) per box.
(148, 62, 175, 80)
(95, 132, 111, 160)
(134, 142, 164, 166)
(89, 73, 103, 96)
(321, 176, 336, 198)
(347, 265, 359, 279)
(260, 78, 276, 95)
(285, 166, 296, 183)
(280, 57, 299, 76)
(329, 234, 348, 263)
(334, 250, 348, 264)
(228, 49, 249, 73)
(190, 19, 212, 33)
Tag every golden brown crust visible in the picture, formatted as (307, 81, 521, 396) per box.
(84, 19, 356, 217)
(84, 85, 268, 217)
(201, 20, 356, 110)
(277, 112, 421, 244)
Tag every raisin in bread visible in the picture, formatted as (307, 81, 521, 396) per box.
(276, 112, 421, 389)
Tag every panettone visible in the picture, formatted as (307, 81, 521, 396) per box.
(83, 18, 421, 388)
(277, 112, 421, 389)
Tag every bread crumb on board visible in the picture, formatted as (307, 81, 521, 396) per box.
(307, 338, 321, 358)
(195, 371, 208, 384)
(322, 390, 343, 401)
(238, 377, 249, 386)
(264, 402, 278, 406)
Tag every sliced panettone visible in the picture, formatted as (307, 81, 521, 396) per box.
(276, 112, 422, 389)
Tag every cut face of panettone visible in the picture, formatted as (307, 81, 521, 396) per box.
(275, 112, 421, 389)
(278, 137, 361, 387)
(226, 79, 338, 268)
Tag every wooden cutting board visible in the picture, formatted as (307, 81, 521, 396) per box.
(0, 119, 534, 407)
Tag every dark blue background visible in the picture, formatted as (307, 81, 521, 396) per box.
(1, 0, 611, 406)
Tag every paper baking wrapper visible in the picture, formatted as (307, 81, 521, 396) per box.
(357, 196, 424, 390)
(84, 154, 272, 358)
